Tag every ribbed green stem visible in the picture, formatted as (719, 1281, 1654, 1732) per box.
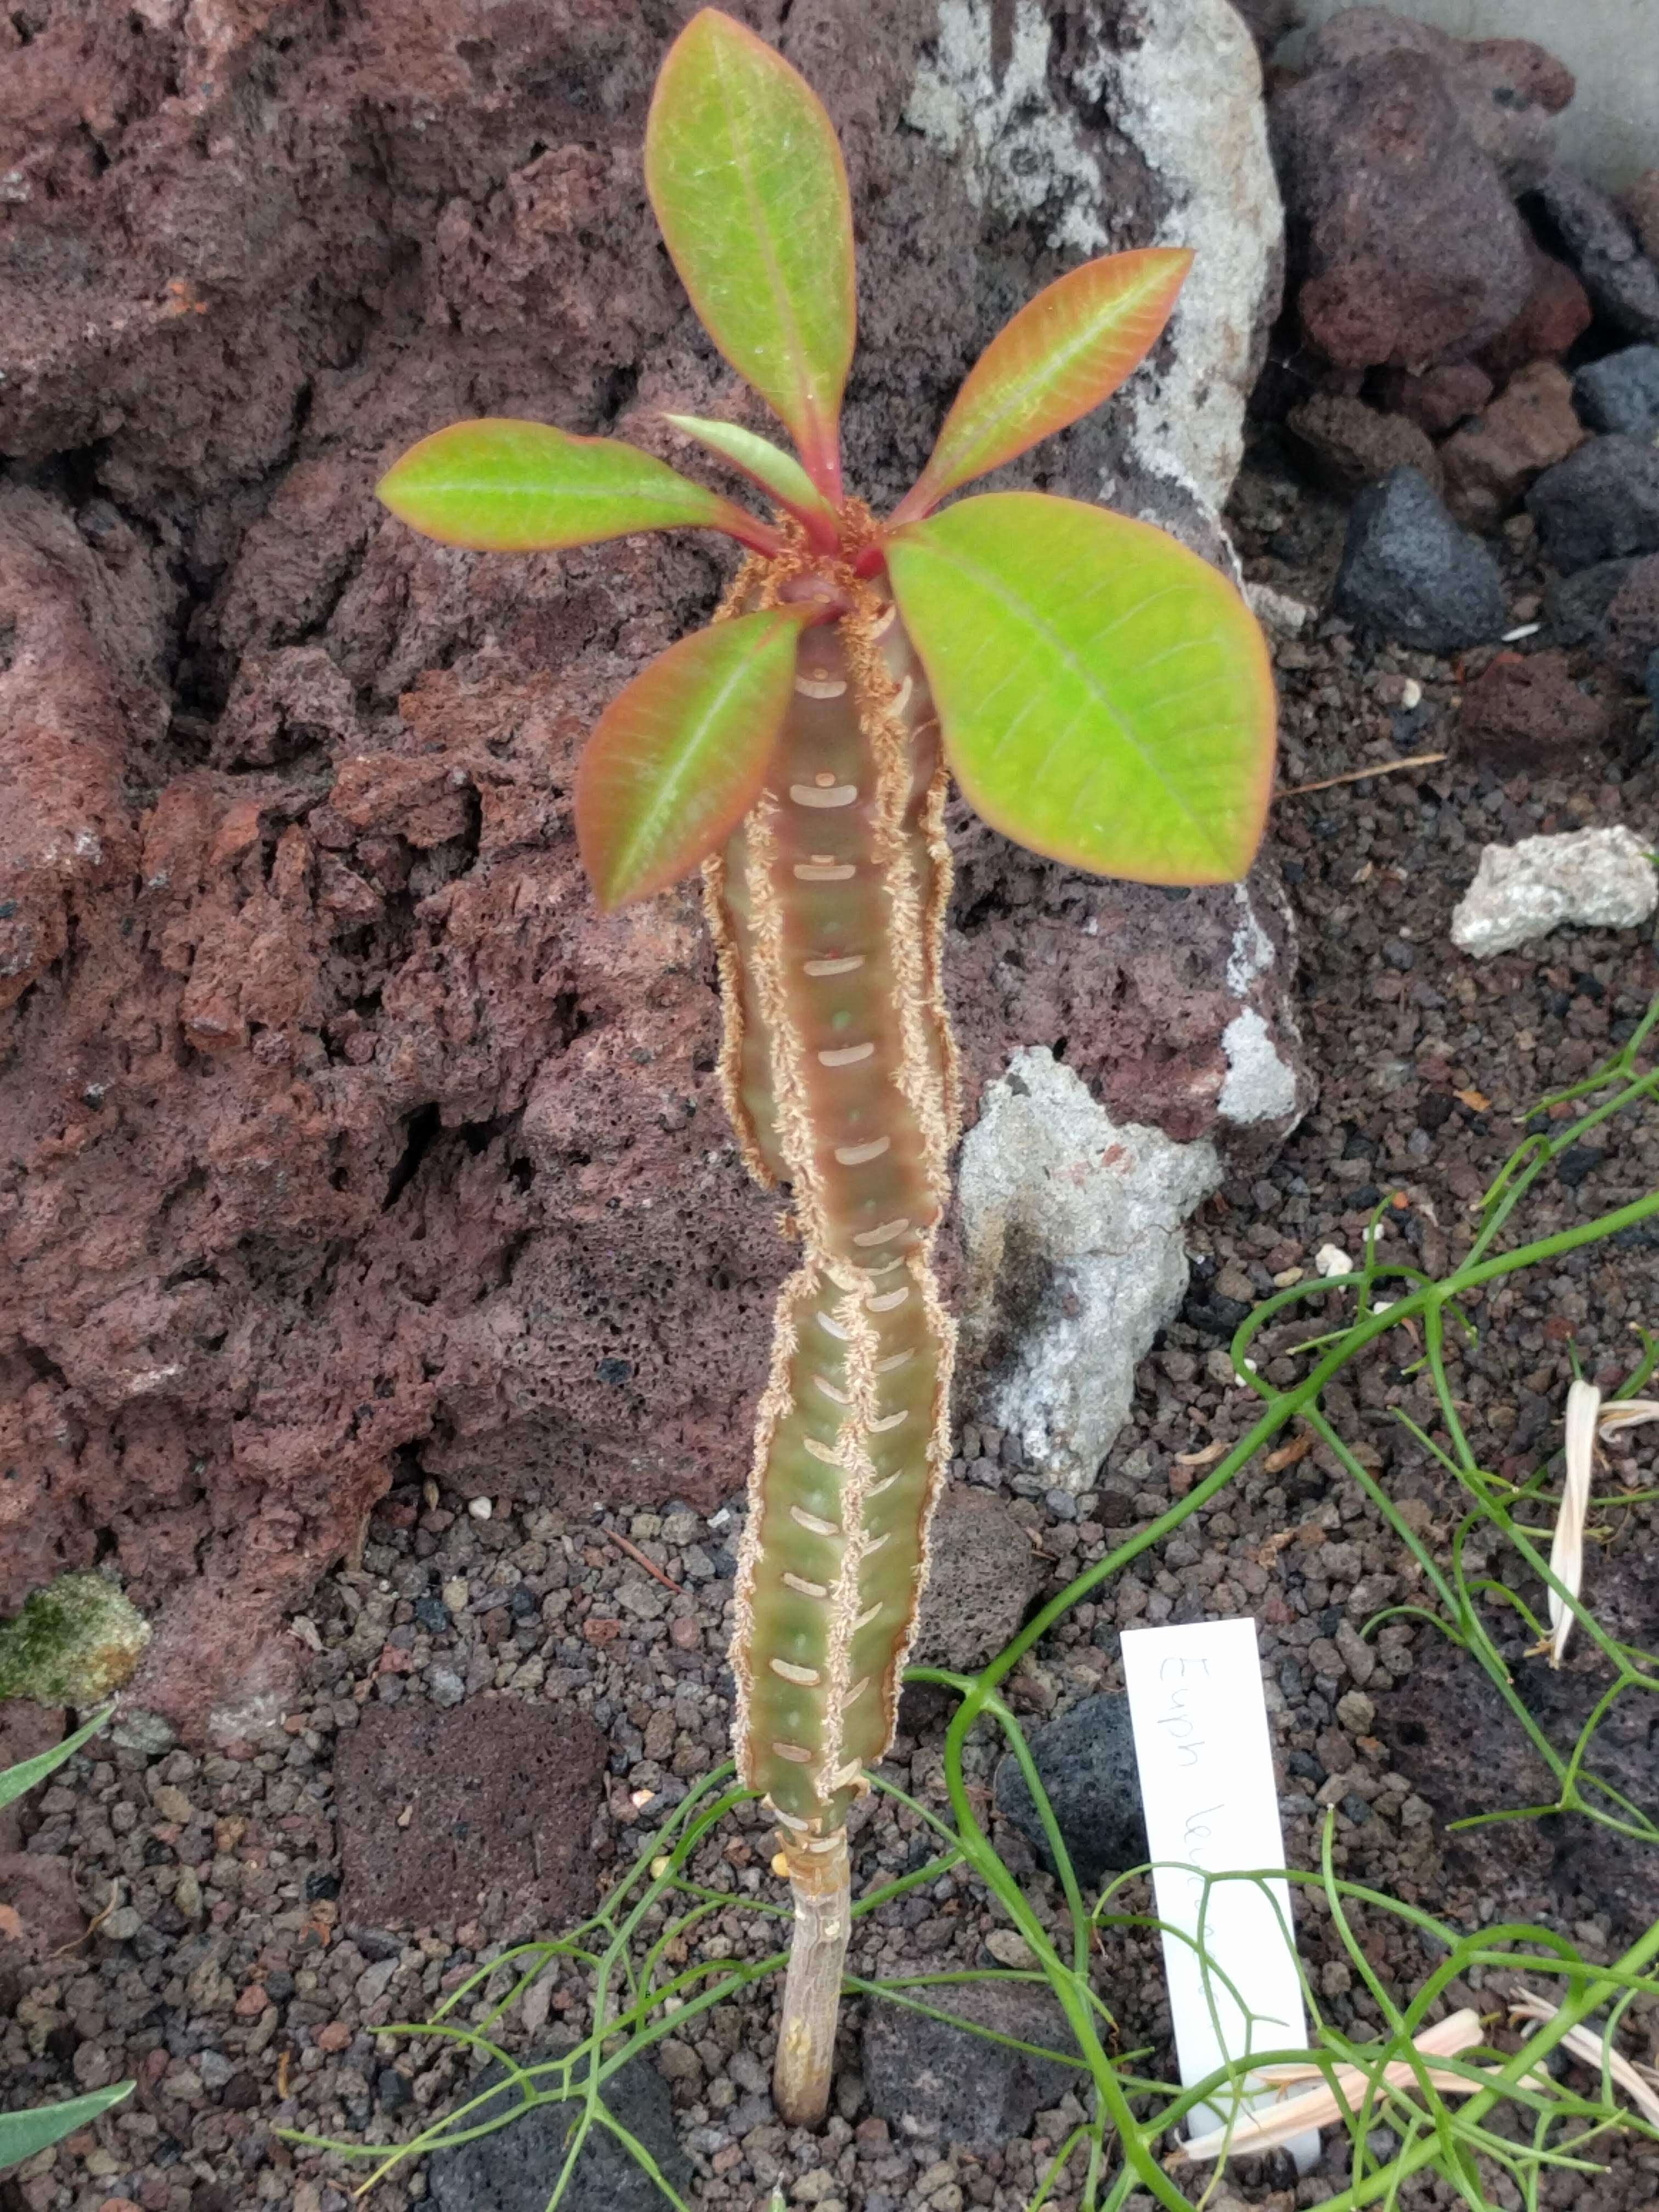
(706, 573, 959, 2120)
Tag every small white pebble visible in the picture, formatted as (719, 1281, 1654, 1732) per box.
(1400, 678, 1422, 710)
(467, 1496, 492, 1521)
(1316, 1242, 1353, 1277)
(1244, 579, 1311, 636)
(1452, 827, 1658, 960)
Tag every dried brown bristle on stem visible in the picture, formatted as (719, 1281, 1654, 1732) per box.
(709, 547, 958, 2123)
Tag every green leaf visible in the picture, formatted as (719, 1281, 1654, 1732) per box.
(664, 414, 841, 547)
(0, 2083, 134, 2174)
(0, 1705, 114, 1812)
(645, 11, 855, 495)
(893, 249, 1192, 521)
(376, 419, 781, 555)
(576, 607, 814, 910)
(887, 492, 1275, 884)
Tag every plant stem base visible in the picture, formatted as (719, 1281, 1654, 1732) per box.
(773, 1829, 851, 2126)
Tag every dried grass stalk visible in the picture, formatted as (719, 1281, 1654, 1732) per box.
(1173, 2009, 1486, 2164)
(1550, 1379, 1600, 1666)
(1549, 1387, 1659, 1666)
(1510, 1987, 1659, 2128)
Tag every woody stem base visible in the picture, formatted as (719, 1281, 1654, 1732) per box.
(772, 1829, 851, 2126)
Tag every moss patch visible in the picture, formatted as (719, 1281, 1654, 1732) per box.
(0, 1573, 151, 1706)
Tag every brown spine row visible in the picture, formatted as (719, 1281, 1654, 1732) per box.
(707, 588, 960, 1837)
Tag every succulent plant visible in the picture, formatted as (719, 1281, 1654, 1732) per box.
(377, 6, 1275, 2124)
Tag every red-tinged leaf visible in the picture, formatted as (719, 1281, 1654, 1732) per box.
(577, 608, 814, 910)
(376, 417, 782, 555)
(664, 414, 842, 548)
(888, 492, 1275, 884)
(645, 11, 854, 496)
(891, 250, 1192, 523)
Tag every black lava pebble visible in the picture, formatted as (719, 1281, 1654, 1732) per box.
(1333, 467, 1506, 650)
(993, 1692, 1148, 1888)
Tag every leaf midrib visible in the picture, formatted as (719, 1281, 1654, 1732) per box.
(610, 617, 792, 896)
(704, 40, 823, 445)
(908, 526, 1235, 870)
(933, 263, 1167, 494)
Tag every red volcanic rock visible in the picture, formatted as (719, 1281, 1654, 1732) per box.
(1285, 392, 1443, 497)
(1300, 12, 1572, 190)
(1477, 245, 1593, 385)
(1271, 48, 1534, 373)
(0, 1854, 84, 1966)
(334, 1699, 607, 1932)
(1458, 651, 1609, 771)
(1440, 360, 1587, 530)
(0, 0, 1306, 1740)
(1381, 362, 1494, 439)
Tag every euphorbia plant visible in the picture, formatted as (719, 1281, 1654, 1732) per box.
(378, 8, 1274, 2127)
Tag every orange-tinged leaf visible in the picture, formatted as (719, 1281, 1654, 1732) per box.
(664, 414, 841, 546)
(645, 11, 854, 494)
(888, 492, 1276, 885)
(577, 608, 814, 911)
(376, 417, 781, 554)
(893, 250, 1191, 521)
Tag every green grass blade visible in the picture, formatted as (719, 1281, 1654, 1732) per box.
(0, 1705, 114, 1812)
(0, 2083, 133, 2174)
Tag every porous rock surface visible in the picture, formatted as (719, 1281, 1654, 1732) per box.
(426, 2052, 693, 2212)
(1270, 33, 1539, 373)
(1476, 241, 1592, 385)
(1456, 651, 1608, 774)
(992, 1690, 1148, 1886)
(1532, 166, 1659, 343)
(1603, 556, 1659, 681)
(1332, 467, 1507, 653)
(957, 1049, 1227, 1492)
(334, 1697, 608, 1934)
(908, 1487, 1041, 1670)
(0, 0, 1300, 1738)
(1438, 360, 1585, 533)
(1573, 344, 1659, 440)
(1450, 828, 1658, 960)
(1295, 9, 1573, 196)
(1525, 435, 1659, 574)
(862, 1980, 1080, 2146)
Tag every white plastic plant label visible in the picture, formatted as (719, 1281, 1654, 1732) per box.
(1121, 1617, 1319, 2170)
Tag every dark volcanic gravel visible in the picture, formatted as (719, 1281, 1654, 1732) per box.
(5, 444, 1659, 2211)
